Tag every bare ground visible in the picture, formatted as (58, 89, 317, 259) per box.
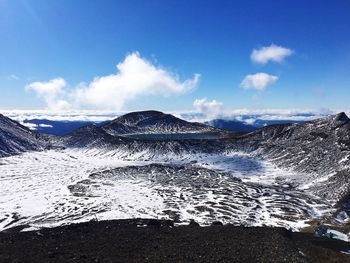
(0, 219, 349, 263)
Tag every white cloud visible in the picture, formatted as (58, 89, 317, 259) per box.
(20, 122, 37, 130)
(39, 123, 53, 128)
(251, 44, 293, 64)
(26, 52, 200, 111)
(240, 73, 278, 91)
(74, 52, 200, 110)
(25, 78, 71, 110)
(193, 98, 223, 118)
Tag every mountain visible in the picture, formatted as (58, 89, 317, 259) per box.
(0, 114, 47, 157)
(62, 123, 228, 158)
(242, 112, 350, 170)
(238, 112, 350, 200)
(101, 110, 225, 136)
(205, 119, 256, 133)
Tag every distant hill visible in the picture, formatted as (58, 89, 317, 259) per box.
(252, 119, 306, 128)
(205, 119, 256, 133)
(205, 118, 307, 132)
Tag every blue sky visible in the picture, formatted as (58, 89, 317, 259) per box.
(1, 0, 350, 113)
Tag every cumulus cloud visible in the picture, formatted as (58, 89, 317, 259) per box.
(26, 52, 200, 111)
(25, 78, 71, 110)
(240, 73, 278, 91)
(193, 98, 223, 117)
(251, 44, 293, 64)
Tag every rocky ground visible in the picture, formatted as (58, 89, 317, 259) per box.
(0, 219, 349, 263)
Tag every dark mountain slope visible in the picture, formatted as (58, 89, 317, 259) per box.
(241, 112, 350, 171)
(0, 114, 47, 157)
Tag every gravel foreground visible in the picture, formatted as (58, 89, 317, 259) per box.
(0, 219, 349, 263)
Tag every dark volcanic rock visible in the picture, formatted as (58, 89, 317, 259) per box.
(0, 219, 349, 263)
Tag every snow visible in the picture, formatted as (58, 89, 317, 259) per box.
(299, 172, 337, 190)
(0, 149, 333, 231)
(0, 150, 156, 230)
(325, 229, 349, 242)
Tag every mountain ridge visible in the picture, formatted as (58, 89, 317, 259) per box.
(0, 114, 48, 157)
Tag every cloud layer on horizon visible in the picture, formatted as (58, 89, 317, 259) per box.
(1, 108, 338, 129)
(25, 52, 200, 111)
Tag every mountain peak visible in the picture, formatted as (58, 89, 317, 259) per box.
(333, 112, 349, 123)
(117, 110, 164, 119)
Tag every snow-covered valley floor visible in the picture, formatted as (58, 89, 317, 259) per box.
(0, 149, 333, 231)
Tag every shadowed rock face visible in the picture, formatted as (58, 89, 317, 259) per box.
(0, 114, 47, 157)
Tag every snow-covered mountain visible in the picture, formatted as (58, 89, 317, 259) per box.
(61, 110, 236, 153)
(0, 113, 48, 157)
(238, 112, 350, 200)
(101, 110, 225, 135)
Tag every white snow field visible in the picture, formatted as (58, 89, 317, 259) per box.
(0, 149, 332, 231)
